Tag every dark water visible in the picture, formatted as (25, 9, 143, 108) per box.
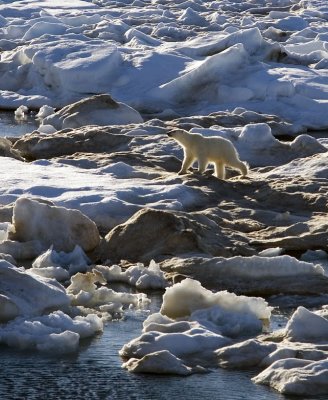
(0, 111, 38, 137)
(0, 113, 326, 400)
(0, 304, 285, 400)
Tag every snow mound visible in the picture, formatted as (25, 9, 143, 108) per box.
(43, 94, 143, 130)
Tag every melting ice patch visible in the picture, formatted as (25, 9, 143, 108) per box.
(217, 305, 328, 396)
(252, 306, 328, 396)
(0, 311, 103, 354)
(95, 260, 168, 290)
(120, 279, 271, 374)
(67, 269, 150, 318)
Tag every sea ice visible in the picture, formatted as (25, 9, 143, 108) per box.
(285, 306, 328, 343)
(1, 0, 328, 391)
(67, 269, 149, 318)
(122, 350, 195, 375)
(0, 157, 204, 232)
(217, 305, 328, 395)
(95, 260, 168, 290)
(120, 279, 271, 374)
(0, 260, 69, 317)
(32, 245, 91, 275)
(9, 197, 100, 253)
(0, 311, 103, 354)
(0, 1, 326, 130)
(253, 358, 328, 396)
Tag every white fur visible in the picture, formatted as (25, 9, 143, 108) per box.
(168, 129, 248, 179)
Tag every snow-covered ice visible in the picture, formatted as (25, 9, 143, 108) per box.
(0, 0, 328, 395)
(0, 157, 204, 232)
(0, 0, 327, 131)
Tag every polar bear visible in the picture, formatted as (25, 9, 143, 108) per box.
(167, 129, 248, 179)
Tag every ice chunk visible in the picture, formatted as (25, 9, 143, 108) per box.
(216, 339, 277, 369)
(32, 245, 90, 275)
(67, 270, 149, 316)
(0, 260, 69, 317)
(120, 327, 231, 360)
(9, 197, 100, 253)
(0, 311, 103, 353)
(122, 350, 194, 375)
(0, 294, 20, 322)
(285, 306, 328, 343)
(43, 95, 143, 130)
(23, 22, 67, 41)
(36, 105, 56, 119)
(253, 358, 328, 396)
(160, 278, 271, 320)
(14, 105, 28, 120)
(37, 124, 57, 134)
(95, 260, 168, 290)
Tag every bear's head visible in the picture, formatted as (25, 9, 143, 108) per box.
(166, 129, 190, 146)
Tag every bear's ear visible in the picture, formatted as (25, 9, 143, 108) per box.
(166, 129, 180, 137)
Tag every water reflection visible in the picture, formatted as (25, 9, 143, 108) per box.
(0, 111, 38, 137)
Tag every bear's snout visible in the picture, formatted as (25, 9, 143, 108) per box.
(166, 131, 173, 137)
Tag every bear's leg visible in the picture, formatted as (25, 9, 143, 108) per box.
(179, 152, 194, 175)
(214, 162, 225, 179)
(197, 157, 208, 175)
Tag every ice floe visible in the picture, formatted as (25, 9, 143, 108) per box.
(120, 279, 271, 374)
(0, 260, 69, 317)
